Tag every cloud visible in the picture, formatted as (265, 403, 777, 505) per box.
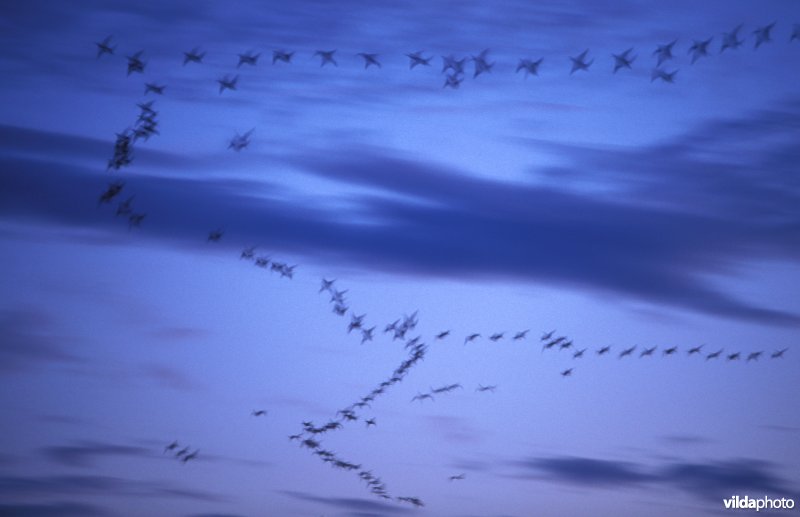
(279, 490, 412, 514)
(0, 308, 80, 374)
(0, 501, 109, 517)
(140, 363, 203, 391)
(2, 98, 799, 327)
(40, 441, 153, 468)
(0, 474, 225, 502)
(509, 454, 797, 501)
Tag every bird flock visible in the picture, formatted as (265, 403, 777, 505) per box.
(86, 19, 797, 511)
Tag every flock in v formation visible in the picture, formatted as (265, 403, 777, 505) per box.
(89, 20, 795, 509)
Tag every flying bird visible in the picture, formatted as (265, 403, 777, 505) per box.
(314, 50, 338, 67)
(319, 278, 335, 293)
(792, 24, 800, 42)
(116, 196, 134, 217)
(181, 450, 199, 463)
(573, 348, 586, 359)
(252, 409, 267, 417)
(753, 22, 776, 48)
(640, 346, 656, 357)
(706, 349, 723, 360)
(128, 213, 146, 229)
(569, 49, 593, 74)
(356, 53, 381, 68)
(651, 68, 677, 83)
(597, 346, 611, 356)
(771, 348, 788, 359)
(663, 346, 678, 356)
(144, 83, 165, 95)
(476, 384, 497, 392)
(183, 48, 205, 65)
(95, 35, 115, 57)
(228, 128, 253, 151)
(217, 74, 239, 94)
(541, 330, 555, 341)
(688, 38, 713, 63)
(237, 51, 260, 67)
(272, 50, 294, 64)
(516, 58, 543, 77)
(471, 48, 493, 77)
(443, 73, 463, 89)
(688, 344, 704, 355)
(746, 352, 762, 362)
(361, 326, 376, 344)
(561, 368, 574, 377)
(727, 352, 741, 361)
(441, 54, 466, 74)
(513, 330, 529, 340)
(98, 181, 124, 204)
(489, 332, 504, 342)
(464, 333, 480, 344)
(411, 393, 434, 403)
(612, 48, 636, 72)
(448, 473, 465, 481)
(126, 51, 145, 75)
(721, 24, 744, 52)
(406, 51, 431, 69)
(348, 313, 366, 333)
(619, 346, 636, 358)
(653, 39, 677, 66)
(435, 330, 450, 340)
(164, 441, 178, 453)
(365, 418, 377, 427)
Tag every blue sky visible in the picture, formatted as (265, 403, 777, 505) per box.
(0, 1, 799, 515)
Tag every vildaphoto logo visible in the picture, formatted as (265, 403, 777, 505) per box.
(723, 495, 795, 511)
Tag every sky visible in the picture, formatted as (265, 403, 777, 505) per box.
(0, 0, 799, 515)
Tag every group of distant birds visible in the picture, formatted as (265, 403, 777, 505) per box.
(90, 19, 795, 510)
(94, 20, 799, 103)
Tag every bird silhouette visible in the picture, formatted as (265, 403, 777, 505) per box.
(570, 49, 593, 74)
(95, 36, 115, 58)
(612, 48, 636, 73)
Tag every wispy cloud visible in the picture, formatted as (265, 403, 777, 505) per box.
(0, 307, 81, 374)
(0, 501, 109, 517)
(40, 441, 153, 468)
(279, 490, 412, 514)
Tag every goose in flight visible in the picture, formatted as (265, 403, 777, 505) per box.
(746, 351, 762, 362)
(449, 473, 465, 481)
(471, 48, 493, 77)
(348, 313, 366, 333)
(128, 213, 146, 229)
(217, 75, 239, 94)
(443, 73, 463, 89)
(361, 326, 376, 344)
(228, 129, 253, 151)
(489, 332, 504, 342)
(612, 48, 635, 73)
(144, 83, 165, 95)
(720, 24, 744, 52)
(753, 22, 776, 49)
(688, 38, 713, 63)
(573, 348, 586, 359)
(513, 330, 529, 340)
(464, 333, 481, 344)
(441, 54, 466, 74)
(406, 51, 431, 69)
(183, 47, 205, 65)
(688, 344, 704, 355)
(272, 50, 294, 64)
(541, 330, 555, 341)
(181, 450, 199, 463)
(314, 50, 337, 67)
(597, 346, 611, 356)
(706, 349, 723, 360)
(651, 68, 677, 83)
(116, 196, 134, 217)
(251, 409, 267, 417)
(98, 181, 125, 204)
(207, 229, 223, 242)
(771, 348, 788, 358)
(237, 51, 260, 67)
(356, 52, 381, 68)
(569, 49, 593, 74)
(164, 441, 178, 453)
(411, 393, 434, 403)
(560, 368, 574, 377)
(516, 58, 543, 77)
(727, 352, 741, 361)
(435, 330, 450, 340)
(619, 346, 636, 358)
(319, 278, 335, 292)
(126, 51, 145, 75)
(663, 346, 678, 356)
(653, 40, 677, 66)
(476, 384, 496, 392)
(96, 36, 115, 58)
(640, 346, 656, 357)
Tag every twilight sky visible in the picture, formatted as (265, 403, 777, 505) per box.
(0, 1, 799, 516)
